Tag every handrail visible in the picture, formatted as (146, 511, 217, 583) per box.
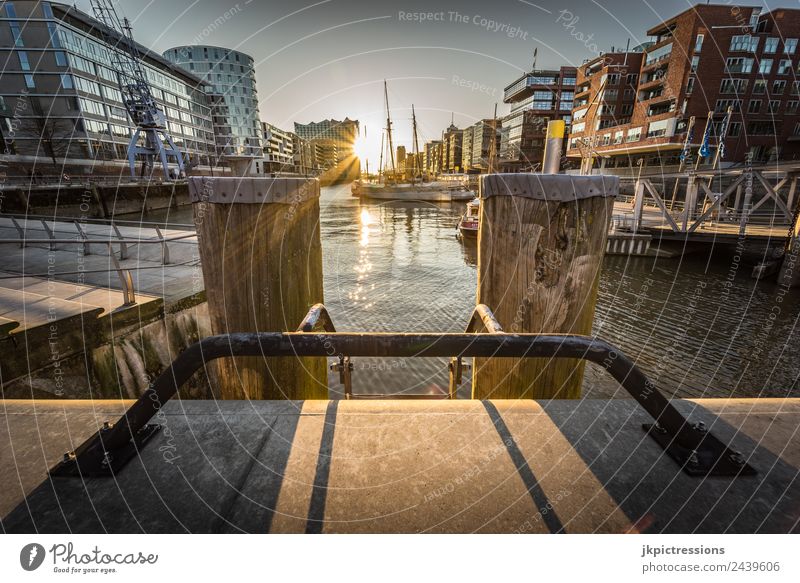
(297, 303, 337, 332)
(52, 329, 756, 479)
(465, 304, 503, 333)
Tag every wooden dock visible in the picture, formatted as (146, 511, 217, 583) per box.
(2, 398, 798, 533)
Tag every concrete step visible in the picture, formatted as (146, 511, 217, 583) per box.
(0, 315, 19, 339)
(0, 286, 104, 333)
(1, 398, 798, 533)
(0, 273, 161, 318)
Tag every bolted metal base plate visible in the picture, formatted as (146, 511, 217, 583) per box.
(643, 423, 758, 477)
(49, 424, 162, 478)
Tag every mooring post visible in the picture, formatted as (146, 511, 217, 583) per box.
(472, 173, 617, 399)
(188, 176, 327, 399)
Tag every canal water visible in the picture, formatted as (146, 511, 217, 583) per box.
(153, 183, 800, 399)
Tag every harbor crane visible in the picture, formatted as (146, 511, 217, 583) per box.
(89, 0, 185, 179)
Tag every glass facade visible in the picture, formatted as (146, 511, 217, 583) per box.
(164, 45, 262, 157)
(0, 1, 216, 168)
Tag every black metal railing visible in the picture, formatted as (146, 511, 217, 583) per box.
(49, 304, 756, 479)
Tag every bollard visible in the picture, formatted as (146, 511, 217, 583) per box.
(189, 176, 327, 400)
(542, 120, 565, 174)
(472, 173, 617, 399)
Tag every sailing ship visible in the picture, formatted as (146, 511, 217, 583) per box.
(351, 81, 474, 202)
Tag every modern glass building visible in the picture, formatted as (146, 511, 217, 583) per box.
(0, 1, 216, 174)
(163, 45, 262, 158)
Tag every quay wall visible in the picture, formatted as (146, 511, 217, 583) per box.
(1, 297, 213, 400)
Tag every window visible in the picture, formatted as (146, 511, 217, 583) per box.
(626, 127, 641, 142)
(795, 123, 800, 136)
(769, 100, 780, 113)
(42, 2, 54, 18)
(24, 74, 34, 88)
(605, 73, 620, 85)
(787, 101, 799, 113)
(778, 59, 792, 75)
(691, 56, 700, 72)
(728, 122, 741, 137)
(695, 34, 704, 52)
(613, 131, 623, 144)
(759, 59, 773, 74)
(719, 78, 748, 94)
(786, 39, 798, 54)
(748, 121, 776, 135)
(793, 81, 800, 95)
(60, 73, 73, 89)
(753, 79, 767, 94)
(602, 134, 611, 146)
(773, 80, 787, 94)
(726, 57, 753, 73)
(715, 99, 741, 113)
(645, 42, 672, 65)
(79, 97, 105, 117)
(54, 50, 67, 66)
(626, 74, 638, 85)
(764, 37, 779, 53)
(18, 51, 29, 71)
(730, 35, 759, 52)
(687, 77, 695, 93)
(748, 99, 761, 113)
(647, 119, 671, 138)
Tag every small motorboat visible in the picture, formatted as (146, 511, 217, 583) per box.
(457, 198, 480, 238)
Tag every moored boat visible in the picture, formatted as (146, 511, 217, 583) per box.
(457, 198, 480, 237)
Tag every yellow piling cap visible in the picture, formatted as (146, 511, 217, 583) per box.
(546, 120, 566, 139)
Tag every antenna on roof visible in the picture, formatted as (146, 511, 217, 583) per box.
(532, 47, 538, 71)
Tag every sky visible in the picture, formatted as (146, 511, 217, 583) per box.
(75, 0, 767, 164)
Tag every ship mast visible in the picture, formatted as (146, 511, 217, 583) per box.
(411, 104, 420, 184)
(384, 80, 396, 176)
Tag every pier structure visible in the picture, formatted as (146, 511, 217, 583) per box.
(619, 162, 799, 242)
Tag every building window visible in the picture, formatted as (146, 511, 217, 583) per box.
(695, 34, 704, 52)
(691, 56, 700, 72)
(18, 51, 30, 71)
(605, 73, 620, 85)
(725, 57, 753, 73)
(773, 80, 787, 94)
(60, 73, 73, 89)
(759, 59, 773, 74)
(24, 74, 35, 89)
(749, 121, 776, 135)
(777, 59, 792, 75)
(728, 122, 741, 137)
(764, 37, 779, 53)
(792, 81, 800, 95)
(768, 100, 780, 113)
(753, 79, 767, 94)
(715, 99, 741, 113)
(748, 99, 761, 114)
(719, 78, 747, 94)
(55, 50, 67, 66)
(687, 77, 695, 94)
(626, 128, 642, 142)
(626, 73, 638, 86)
(786, 39, 798, 54)
(787, 101, 799, 113)
(730, 35, 759, 52)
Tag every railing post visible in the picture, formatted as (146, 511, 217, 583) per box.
(188, 176, 327, 400)
(472, 173, 617, 399)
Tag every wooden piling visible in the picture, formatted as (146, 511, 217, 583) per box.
(188, 176, 327, 400)
(472, 174, 617, 400)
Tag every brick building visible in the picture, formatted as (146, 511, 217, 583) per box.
(567, 4, 800, 169)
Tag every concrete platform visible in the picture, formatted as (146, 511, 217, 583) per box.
(1, 398, 798, 533)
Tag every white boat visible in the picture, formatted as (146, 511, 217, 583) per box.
(353, 180, 474, 202)
(354, 82, 475, 203)
(457, 198, 480, 237)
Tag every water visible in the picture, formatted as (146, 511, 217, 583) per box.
(146, 183, 800, 399)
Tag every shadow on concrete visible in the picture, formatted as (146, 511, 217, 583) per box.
(483, 400, 564, 534)
(540, 399, 800, 533)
